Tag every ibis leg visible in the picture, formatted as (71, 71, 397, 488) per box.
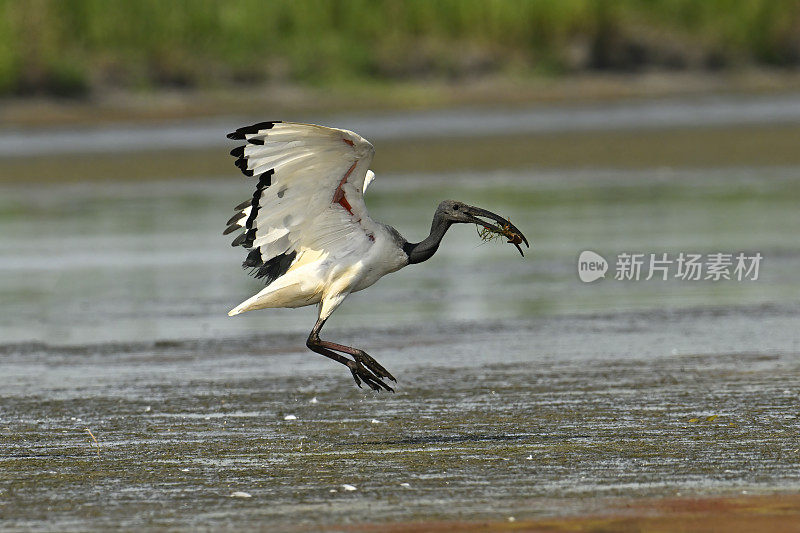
(306, 318, 395, 392)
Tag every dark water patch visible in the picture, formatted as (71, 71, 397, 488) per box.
(358, 433, 541, 447)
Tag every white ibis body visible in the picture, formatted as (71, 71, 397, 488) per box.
(225, 121, 528, 391)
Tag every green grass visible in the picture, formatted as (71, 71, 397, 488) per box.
(1, 0, 799, 97)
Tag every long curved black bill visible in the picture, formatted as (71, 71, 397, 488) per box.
(465, 205, 530, 257)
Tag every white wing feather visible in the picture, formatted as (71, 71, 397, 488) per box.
(224, 121, 378, 285)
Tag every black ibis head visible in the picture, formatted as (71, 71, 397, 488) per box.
(436, 200, 530, 256)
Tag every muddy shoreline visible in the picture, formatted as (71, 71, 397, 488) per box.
(4, 71, 800, 130)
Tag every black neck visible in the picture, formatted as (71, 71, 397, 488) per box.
(403, 212, 451, 264)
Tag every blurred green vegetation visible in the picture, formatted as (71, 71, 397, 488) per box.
(1, 0, 799, 98)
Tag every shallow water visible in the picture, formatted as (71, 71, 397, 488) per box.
(2, 129, 800, 529)
(0, 166, 798, 346)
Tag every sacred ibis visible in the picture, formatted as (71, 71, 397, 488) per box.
(224, 121, 528, 391)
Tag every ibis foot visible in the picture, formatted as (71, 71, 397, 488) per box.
(306, 317, 396, 391)
(353, 350, 396, 383)
(347, 360, 394, 392)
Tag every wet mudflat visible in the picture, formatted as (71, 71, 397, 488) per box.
(2, 99, 800, 529)
(2, 306, 800, 530)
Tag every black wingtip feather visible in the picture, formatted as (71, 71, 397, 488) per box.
(234, 199, 252, 210)
(243, 248, 262, 267)
(257, 169, 273, 188)
(233, 155, 254, 177)
(226, 120, 281, 140)
(245, 250, 297, 284)
(230, 146, 244, 158)
(226, 211, 246, 226)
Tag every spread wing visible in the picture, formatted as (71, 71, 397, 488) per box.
(224, 121, 378, 285)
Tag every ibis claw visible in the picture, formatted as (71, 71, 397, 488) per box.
(354, 350, 396, 383)
(348, 361, 394, 392)
(350, 369, 364, 388)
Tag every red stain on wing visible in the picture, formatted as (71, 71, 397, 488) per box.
(333, 161, 358, 216)
(331, 159, 376, 244)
